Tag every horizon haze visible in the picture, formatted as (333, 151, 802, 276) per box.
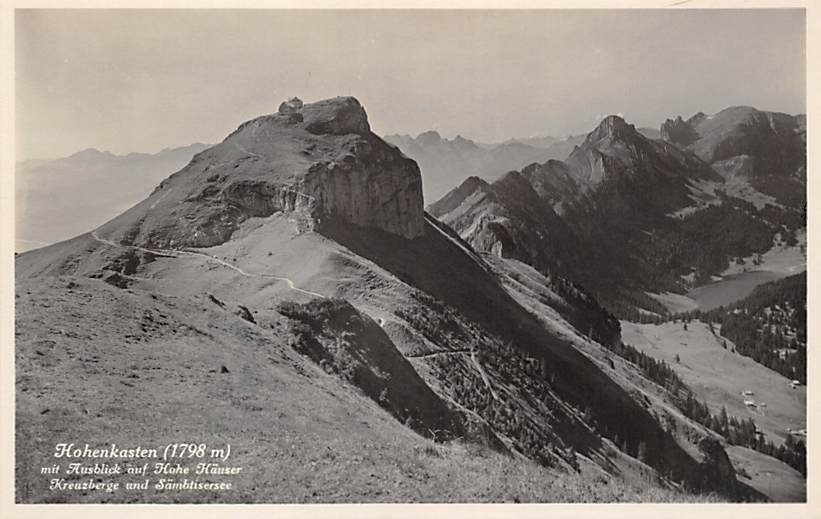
(15, 8, 805, 161)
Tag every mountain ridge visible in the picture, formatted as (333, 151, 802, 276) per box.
(431, 108, 805, 317)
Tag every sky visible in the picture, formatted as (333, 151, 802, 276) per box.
(15, 8, 806, 161)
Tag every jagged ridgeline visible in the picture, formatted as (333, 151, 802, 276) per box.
(16, 97, 764, 503)
(431, 108, 805, 318)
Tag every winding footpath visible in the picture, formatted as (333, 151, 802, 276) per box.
(406, 348, 472, 359)
(90, 230, 325, 299)
(471, 347, 501, 401)
(91, 142, 335, 300)
(406, 346, 500, 401)
(91, 231, 501, 398)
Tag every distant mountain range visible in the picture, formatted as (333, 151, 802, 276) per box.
(15, 143, 211, 251)
(431, 107, 806, 317)
(383, 131, 570, 203)
(385, 128, 661, 203)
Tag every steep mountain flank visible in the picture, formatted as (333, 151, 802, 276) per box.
(428, 170, 580, 270)
(426, 170, 617, 345)
(517, 160, 580, 214)
(432, 116, 720, 313)
(277, 298, 464, 437)
(318, 215, 747, 496)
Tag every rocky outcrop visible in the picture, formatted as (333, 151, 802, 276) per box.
(278, 96, 304, 114)
(301, 147, 424, 239)
(302, 97, 371, 136)
(98, 96, 425, 248)
(660, 116, 698, 147)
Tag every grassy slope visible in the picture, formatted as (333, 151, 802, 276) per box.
(726, 446, 806, 502)
(620, 320, 805, 502)
(621, 321, 806, 444)
(491, 258, 718, 460)
(316, 215, 745, 497)
(14, 275, 714, 504)
(488, 258, 806, 502)
(14, 209, 735, 503)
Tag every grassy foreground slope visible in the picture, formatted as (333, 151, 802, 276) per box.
(15, 275, 713, 503)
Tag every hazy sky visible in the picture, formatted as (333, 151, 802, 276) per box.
(16, 9, 805, 161)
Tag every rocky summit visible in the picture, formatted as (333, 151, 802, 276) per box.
(97, 96, 425, 249)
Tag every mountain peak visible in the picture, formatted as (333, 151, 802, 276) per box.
(95, 96, 424, 248)
(452, 135, 479, 149)
(462, 175, 490, 191)
(268, 96, 370, 135)
(68, 148, 115, 160)
(586, 115, 638, 144)
(426, 175, 489, 217)
(300, 96, 370, 135)
(417, 130, 443, 146)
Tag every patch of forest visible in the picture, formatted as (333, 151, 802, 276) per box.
(580, 192, 802, 320)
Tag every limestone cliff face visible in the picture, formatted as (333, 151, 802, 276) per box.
(298, 136, 424, 239)
(99, 96, 425, 248)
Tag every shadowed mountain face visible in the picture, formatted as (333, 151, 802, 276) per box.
(431, 111, 805, 317)
(661, 106, 806, 207)
(430, 116, 712, 310)
(14, 96, 756, 502)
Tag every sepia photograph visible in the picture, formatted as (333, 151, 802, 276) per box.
(2, 3, 816, 515)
